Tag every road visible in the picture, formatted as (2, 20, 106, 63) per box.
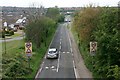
(35, 23, 77, 79)
(0, 36, 24, 43)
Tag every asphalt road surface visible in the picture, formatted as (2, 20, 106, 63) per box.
(35, 23, 76, 79)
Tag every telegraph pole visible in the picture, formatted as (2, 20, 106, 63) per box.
(3, 28, 6, 54)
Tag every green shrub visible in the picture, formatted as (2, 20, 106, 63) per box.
(107, 65, 120, 79)
(5, 31, 9, 34)
(9, 30, 14, 35)
(73, 7, 120, 78)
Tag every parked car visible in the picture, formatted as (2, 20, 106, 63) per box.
(13, 27, 17, 32)
(46, 48, 58, 59)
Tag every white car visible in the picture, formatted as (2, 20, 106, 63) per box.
(46, 48, 58, 59)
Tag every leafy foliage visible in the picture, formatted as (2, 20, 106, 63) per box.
(46, 7, 64, 22)
(25, 16, 56, 48)
(73, 6, 120, 79)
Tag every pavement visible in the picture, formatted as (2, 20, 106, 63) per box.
(35, 21, 93, 79)
(68, 24, 93, 78)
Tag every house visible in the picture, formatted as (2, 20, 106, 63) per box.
(14, 17, 26, 29)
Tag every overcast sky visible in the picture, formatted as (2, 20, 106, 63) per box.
(1, 0, 120, 7)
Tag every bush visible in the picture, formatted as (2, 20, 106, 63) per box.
(73, 7, 120, 79)
(5, 31, 9, 34)
(9, 30, 14, 35)
(25, 16, 57, 48)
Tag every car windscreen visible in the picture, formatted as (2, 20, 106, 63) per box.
(49, 51, 56, 54)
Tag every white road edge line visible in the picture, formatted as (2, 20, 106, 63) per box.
(35, 62, 44, 78)
(73, 60, 77, 78)
(57, 51, 60, 72)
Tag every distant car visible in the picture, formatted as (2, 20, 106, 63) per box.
(46, 48, 58, 59)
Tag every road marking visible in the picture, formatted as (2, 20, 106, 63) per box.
(60, 42, 61, 45)
(63, 52, 65, 53)
(57, 51, 60, 72)
(59, 46, 61, 50)
(73, 60, 78, 78)
(52, 69, 56, 71)
(35, 62, 44, 78)
(51, 66, 55, 69)
(45, 66, 49, 69)
(67, 52, 70, 53)
(60, 39, 62, 41)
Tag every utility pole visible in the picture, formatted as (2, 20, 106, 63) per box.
(3, 28, 6, 54)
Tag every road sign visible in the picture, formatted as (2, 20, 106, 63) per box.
(25, 42, 32, 56)
(90, 42, 97, 56)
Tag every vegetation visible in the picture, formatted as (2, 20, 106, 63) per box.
(73, 6, 120, 79)
(2, 6, 62, 78)
(2, 38, 53, 79)
(46, 7, 65, 23)
(25, 16, 57, 48)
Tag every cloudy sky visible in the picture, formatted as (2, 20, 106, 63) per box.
(1, 0, 120, 7)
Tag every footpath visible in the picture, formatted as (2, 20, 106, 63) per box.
(68, 25, 93, 79)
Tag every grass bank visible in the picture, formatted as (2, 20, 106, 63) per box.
(2, 27, 55, 79)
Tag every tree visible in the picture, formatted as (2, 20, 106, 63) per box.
(46, 7, 60, 22)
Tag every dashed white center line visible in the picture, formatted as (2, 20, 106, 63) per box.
(60, 42, 61, 45)
(60, 39, 62, 41)
(57, 51, 60, 72)
(59, 45, 61, 50)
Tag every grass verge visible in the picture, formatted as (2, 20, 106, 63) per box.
(2, 28, 55, 79)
